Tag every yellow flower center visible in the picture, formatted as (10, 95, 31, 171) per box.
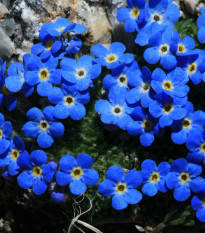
(131, 8, 140, 19)
(177, 44, 185, 53)
(58, 27, 65, 32)
(106, 54, 117, 63)
(71, 167, 83, 178)
(202, 198, 205, 206)
(188, 63, 197, 74)
(149, 172, 160, 183)
(39, 120, 49, 131)
(162, 81, 173, 90)
(182, 118, 192, 129)
(46, 40, 54, 50)
(115, 182, 127, 194)
(163, 104, 173, 114)
(2, 85, 10, 95)
(64, 95, 75, 106)
(11, 149, 20, 161)
(179, 172, 190, 183)
(0, 129, 3, 139)
(142, 119, 153, 131)
(200, 143, 205, 153)
(33, 166, 42, 177)
(39, 68, 49, 81)
(142, 83, 150, 92)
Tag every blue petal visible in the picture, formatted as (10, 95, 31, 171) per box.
(82, 169, 99, 185)
(30, 150, 47, 166)
(42, 163, 55, 182)
(17, 171, 33, 189)
(53, 104, 69, 119)
(124, 170, 142, 188)
(141, 159, 156, 172)
(69, 103, 86, 120)
(5, 76, 23, 92)
(109, 42, 126, 55)
(174, 184, 191, 201)
(106, 165, 124, 183)
(0, 139, 10, 154)
(8, 161, 20, 176)
(187, 163, 202, 177)
(191, 195, 202, 210)
(166, 172, 178, 189)
(91, 44, 109, 57)
(159, 114, 173, 128)
(59, 154, 76, 172)
(56, 170, 72, 186)
(196, 207, 205, 222)
(17, 152, 32, 170)
(95, 100, 111, 114)
(140, 133, 154, 147)
(160, 54, 177, 70)
(142, 182, 158, 196)
(112, 194, 128, 210)
(33, 178, 47, 195)
(37, 132, 54, 148)
(4, 95, 17, 111)
(124, 18, 137, 33)
(22, 122, 39, 138)
(69, 179, 87, 195)
(124, 189, 142, 204)
(37, 81, 53, 97)
(48, 87, 64, 104)
(171, 129, 187, 145)
(170, 108, 187, 120)
(26, 107, 42, 122)
(198, 29, 205, 44)
(98, 180, 115, 197)
(116, 8, 130, 22)
(144, 47, 160, 64)
(158, 162, 170, 176)
(76, 153, 93, 168)
(186, 133, 202, 151)
(49, 122, 64, 138)
(171, 158, 187, 173)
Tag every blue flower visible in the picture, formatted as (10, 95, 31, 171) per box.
(17, 150, 56, 195)
(171, 31, 195, 55)
(91, 42, 134, 69)
(0, 64, 17, 111)
(166, 158, 203, 201)
(95, 87, 133, 130)
(116, 0, 146, 33)
(127, 106, 164, 146)
(0, 136, 28, 176)
(149, 92, 187, 128)
(25, 55, 61, 96)
(177, 50, 205, 85)
(31, 34, 62, 60)
(98, 165, 142, 210)
(151, 67, 189, 99)
(39, 18, 86, 40)
(5, 54, 34, 97)
(48, 84, 90, 120)
(0, 113, 12, 154)
(186, 130, 205, 165)
(143, 29, 177, 70)
(197, 8, 205, 44)
(171, 102, 205, 144)
(22, 106, 65, 148)
(192, 192, 205, 222)
(141, 159, 170, 196)
(51, 190, 66, 203)
(56, 153, 99, 195)
(61, 55, 101, 91)
(103, 61, 140, 91)
(143, 0, 179, 31)
(126, 66, 154, 108)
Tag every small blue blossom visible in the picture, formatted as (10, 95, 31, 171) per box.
(116, 0, 146, 33)
(171, 31, 195, 55)
(0, 136, 28, 176)
(51, 190, 66, 203)
(127, 106, 164, 147)
(17, 150, 56, 195)
(166, 158, 203, 201)
(0, 113, 12, 154)
(197, 8, 205, 44)
(91, 42, 134, 69)
(56, 153, 99, 195)
(177, 50, 205, 85)
(48, 84, 90, 120)
(61, 55, 101, 91)
(186, 130, 205, 165)
(22, 106, 65, 148)
(95, 87, 133, 130)
(151, 67, 189, 99)
(171, 102, 205, 145)
(126, 66, 154, 108)
(25, 55, 61, 96)
(143, 29, 177, 70)
(141, 159, 170, 196)
(31, 34, 62, 60)
(149, 92, 187, 128)
(39, 18, 86, 40)
(103, 61, 140, 91)
(192, 192, 205, 222)
(5, 54, 34, 97)
(98, 165, 142, 210)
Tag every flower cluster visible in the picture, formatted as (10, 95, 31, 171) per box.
(1, 0, 205, 226)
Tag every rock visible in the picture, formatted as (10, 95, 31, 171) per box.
(0, 3, 8, 18)
(184, 0, 200, 14)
